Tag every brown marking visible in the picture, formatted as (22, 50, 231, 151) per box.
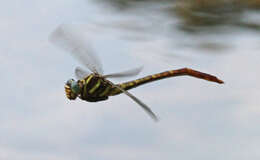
(162, 72, 169, 76)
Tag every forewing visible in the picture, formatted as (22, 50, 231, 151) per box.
(75, 67, 91, 80)
(108, 81, 158, 121)
(104, 66, 143, 79)
(49, 24, 104, 74)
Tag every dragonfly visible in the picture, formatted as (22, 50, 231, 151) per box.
(49, 24, 224, 122)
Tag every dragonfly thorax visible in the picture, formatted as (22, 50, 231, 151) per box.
(78, 74, 111, 102)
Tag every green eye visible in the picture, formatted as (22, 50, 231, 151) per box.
(71, 81, 80, 94)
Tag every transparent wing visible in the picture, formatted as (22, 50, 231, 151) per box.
(104, 66, 143, 79)
(75, 66, 91, 80)
(107, 81, 158, 121)
(49, 24, 103, 74)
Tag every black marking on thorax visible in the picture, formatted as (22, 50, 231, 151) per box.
(80, 74, 110, 102)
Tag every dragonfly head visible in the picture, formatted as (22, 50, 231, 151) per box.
(65, 79, 81, 100)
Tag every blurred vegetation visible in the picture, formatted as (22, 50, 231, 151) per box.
(95, 0, 173, 10)
(96, 0, 260, 32)
(172, 0, 260, 32)
(93, 0, 260, 53)
(97, 0, 260, 10)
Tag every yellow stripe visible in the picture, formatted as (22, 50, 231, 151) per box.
(86, 75, 93, 84)
(89, 79, 101, 94)
(84, 75, 93, 96)
(127, 82, 135, 87)
(99, 86, 110, 97)
(152, 75, 158, 78)
(120, 84, 126, 89)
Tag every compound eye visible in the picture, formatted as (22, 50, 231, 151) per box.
(71, 81, 80, 94)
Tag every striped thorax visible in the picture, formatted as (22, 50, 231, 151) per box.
(65, 74, 112, 102)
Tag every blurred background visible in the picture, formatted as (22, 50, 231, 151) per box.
(0, 0, 260, 159)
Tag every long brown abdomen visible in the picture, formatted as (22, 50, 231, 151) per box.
(108, 68, 223, 96)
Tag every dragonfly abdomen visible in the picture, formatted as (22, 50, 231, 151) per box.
(107, 74, 163, 96)
(108, 68, 223, 96)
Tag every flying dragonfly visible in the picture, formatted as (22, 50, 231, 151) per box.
(49, 24, 224, 122)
